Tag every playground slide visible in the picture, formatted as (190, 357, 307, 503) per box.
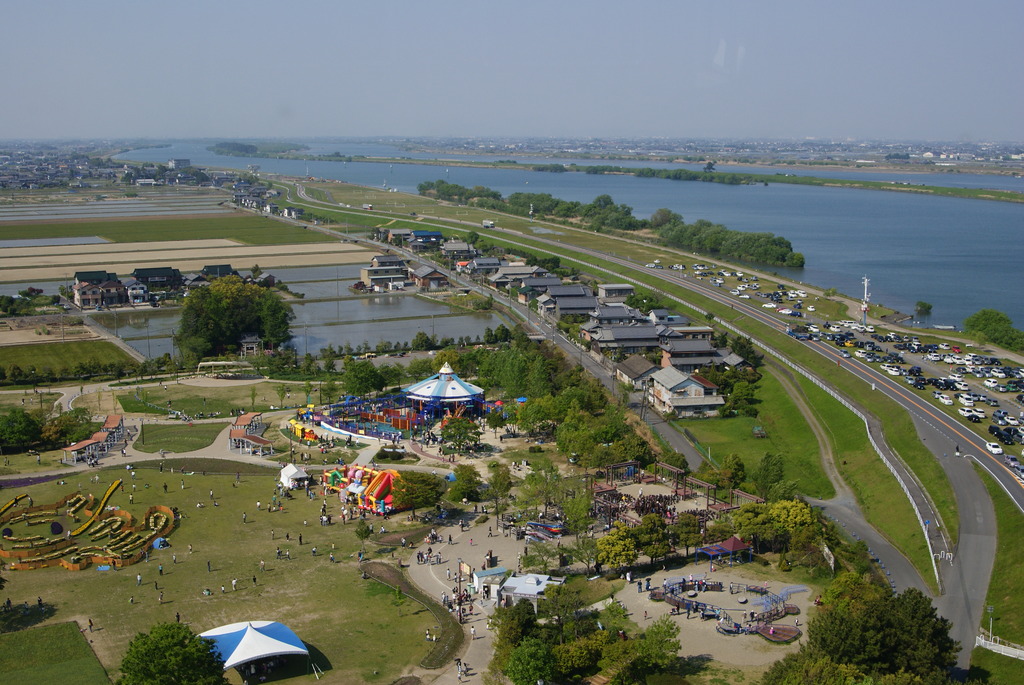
(363, 470, 397, 513)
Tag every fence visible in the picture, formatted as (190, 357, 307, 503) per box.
(976, 628, 1024, 661)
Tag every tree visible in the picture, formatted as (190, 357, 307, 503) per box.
(39, 408, 93, 448)
(634, 513, 671, 561)
(670, 513, 703, 555)
(486, 463, 514, 519)
(915, 301, 932, 315)
(342, 360, 385, 396)
(562, 489, 593, 537)
(753, 452, 785, 500)
(504, 637, 557, 685)
(596, 523, 638, 570)
(485, 408, 507, 436)
(541, 583, 585, 637)
(354, 519, 372, 549)
(568, 536, 599, 574)
(390, 471, 445, 515)
(440, 416, 482, 454)
(0, 408, 41, 449)
(448, 464, 483, 502)
(117, 622, 227, 685)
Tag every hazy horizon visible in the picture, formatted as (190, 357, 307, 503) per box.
(4, 1, 1022, 143)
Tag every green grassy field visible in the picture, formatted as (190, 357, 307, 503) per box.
(0, 468, 435, 684)
(0, 391, 61, 411)
(0, 215, 332, 245)
(0, 622, 110, 684)
(133, 422, 227, 454)
(677, 367, 834, 498)
(0, 340, 136, 370)
(105, 381, 302, 417)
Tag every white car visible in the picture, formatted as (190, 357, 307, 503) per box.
(1006, 416, 1021, 426)
(778, 308, 793, 315)
(986, 442, 1004, 455)
(957, 407, 974, 418)
(984, 379, 999, 388)
(806, 306, 816, 312)
(763, 302, 778, 308)
(957, 395, 974, 407)
(938, 395, 953, 405)
(939, 343, 951, 350)
(738, 294, 750, 299)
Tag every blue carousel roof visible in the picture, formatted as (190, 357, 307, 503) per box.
(404, 363, 483, 402)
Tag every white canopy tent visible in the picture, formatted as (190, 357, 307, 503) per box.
(200, 620, 309, 671)
(279, 464, 310, 490)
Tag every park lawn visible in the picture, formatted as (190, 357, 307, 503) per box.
(108, 381, 300, 417)
(133, 422, 227, 454)
(674, 368, 833, 498)
(0, 622, 109, 684)
(0, 215, 333, 245)
(0, 391, 61, 411)
(0, 340, 135, 370)
(0, 468, 436, 684)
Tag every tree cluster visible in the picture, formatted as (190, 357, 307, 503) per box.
(761, 574, 959, 685)
(176, 276, 294, 359)
(655, 209, 805, 267)
(0, 407, 97, 451)
(492, 591, 681, 685)
(963, 308, 1024, 353)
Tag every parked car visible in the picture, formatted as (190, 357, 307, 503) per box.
(986, 442, 1004, 455)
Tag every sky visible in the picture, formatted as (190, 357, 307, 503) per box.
(3, 0, 1022, 142)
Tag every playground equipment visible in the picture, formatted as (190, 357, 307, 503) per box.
(525, 521, 564, 542)
(321, 465, 402, 515)
(655, 578, 804, 643)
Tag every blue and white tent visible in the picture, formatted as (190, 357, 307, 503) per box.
(200, 621, 308, 670)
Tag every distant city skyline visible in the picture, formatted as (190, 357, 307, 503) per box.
(4, 1, 1022, 143)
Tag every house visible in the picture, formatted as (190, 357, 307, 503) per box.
(648, 367, 725, 417)
(614, 355, 660, 389)
(659, 338, 719, 372)
(201, 265, 239, 280)
(498, 573, 565, 610)
(409, 230, 443, 251)
(371, 254, 407, 269)
(282, 206, 305, 219)
(411, 265, 449, 290)
(74, 270, 118, 285)
(588, 304, 646, 326)
(462, 257, 502, 275)
(488, 265, 549, 290)
(440, 240, 477, 260)
(167, 158, 191, 169)
(132, 266, 183, 288)
(581, 323, 675, 356)
(361, 255, 408, 288)
(648, 309, 688, 325)
(123, 278, 149, 304)
(597, 283, 635, 302)
(73, 279, 127, 308)
(552, 296, 600, 320)
(386, 228, 413, 244)
(472, 566, 509, 601)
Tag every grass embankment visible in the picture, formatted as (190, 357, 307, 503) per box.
(0, 340, 135, 370)
(679, 367, 834, 499)
(795, 375, 930, 574)
(0, 468, 436, 684)
(0, 215, 332, 245)
(133, 423, 227, 454)
(0, 622, 109, 684)
(968, 464, 1024, 685)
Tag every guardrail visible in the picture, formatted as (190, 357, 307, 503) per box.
(976, 629, 1024, 661)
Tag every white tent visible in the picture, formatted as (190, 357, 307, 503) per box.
(279, 464, 310, 490)
(200, 620, 309, 670)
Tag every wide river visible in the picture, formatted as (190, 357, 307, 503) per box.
(119, 142, 1024, 329)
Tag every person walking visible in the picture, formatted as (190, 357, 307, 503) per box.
(231, 578, 237, 591)
(471, 626, 476, 640)
(88, 618, 94, 632)
(242, 512, 247, 524)
(136, 573, 142, 586)
(158, 592, 164, 604)
(207, 560, 211, 573)
(175, 612, 180, 623)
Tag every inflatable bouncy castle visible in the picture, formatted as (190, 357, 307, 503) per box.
(322, 464, 402, 515)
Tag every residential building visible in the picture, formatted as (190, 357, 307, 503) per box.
(440, 240, 477, 260)
(648, 367, 725, 417)
(73, 279, 127, 308)
(132, 266, 182, 288)
(614, 355, 660, 389)
(201, 265, 239, 280)
(411, 265, 449, 290)
(597, 283, 635, 302)
(123, 278, 149, 304)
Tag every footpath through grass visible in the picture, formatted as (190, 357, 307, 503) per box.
(0, 622, 109, 684)
(794, 374, 932, 582)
